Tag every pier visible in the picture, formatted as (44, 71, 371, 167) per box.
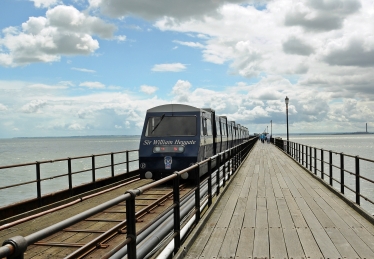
(177, 142, 374, 259)
(1, 140, 374, 258)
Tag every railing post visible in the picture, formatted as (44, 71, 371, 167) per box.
(314, 147, 317, 175)
(195, 166, 201, 223)
(68, 158, 73, 196)
(298, 143, 300, 163)
(91, 155, 96, 185)
(222, 154, 226, 187)
(173, 173, 181, 254)
(302, 145, 304, 166)
(329, 151, 333, 186)
(126, 151, 130, 174)
(321, 149, 324, 180)
(111, 153, 114, 177)
(306, 146, 308, 169)
(355, 156, 360, 205)
(309, 146, 312, 171)
(36, 162, 42, 207)
(340, 153, 344, 194)
(208, 158, 212, 207)
(126, 192, 137, 259)
(216, 154, 220, 196)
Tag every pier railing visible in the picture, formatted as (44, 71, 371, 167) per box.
(0, 138, 257, 259)
(275, 138, 374, 215)
(0, 150, 139, 212)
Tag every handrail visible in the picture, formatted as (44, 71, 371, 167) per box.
(0, 137, 258, 259)
(273, 138, 374, 212)
(0, 150, 139, 208)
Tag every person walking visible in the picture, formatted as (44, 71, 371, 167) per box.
(267, 134, 270, 144)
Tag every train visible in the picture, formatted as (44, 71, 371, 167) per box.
(138, 104, 249, 180)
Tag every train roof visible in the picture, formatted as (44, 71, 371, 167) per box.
(147, 104, 201, 113)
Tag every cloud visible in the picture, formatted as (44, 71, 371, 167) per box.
(72, 67, 96, 73)
(0, 103, 7, 112)
(91, 0, 249, 20)
(172, 80, 192, 102)
(322, 38, 374, 67)
(140, 85, 158, 95)
(283, 36, 314, 56)
(173, 40, 204, 48)
(0, 5, 116, 67)
(31, 0, 60, 8)
(151, 63, 187, 72)
(21, 100, 47, 113)
(284, 0, 361, 32)
(79, 81, 105, 89)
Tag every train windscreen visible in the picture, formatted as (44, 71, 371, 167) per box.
(145, 116, 196, 137)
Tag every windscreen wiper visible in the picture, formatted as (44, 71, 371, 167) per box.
(151, 114, 165, 134)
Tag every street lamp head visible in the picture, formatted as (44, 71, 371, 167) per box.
(285, 96, 289, 105)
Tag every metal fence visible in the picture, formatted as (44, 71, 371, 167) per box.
(275, 139, 374, 215)
(0, 137, 257, 259)
(0, 150, 139, 208)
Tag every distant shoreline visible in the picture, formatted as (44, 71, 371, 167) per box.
(1, 132, 373, 140)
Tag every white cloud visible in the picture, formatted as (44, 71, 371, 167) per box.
(21, 100, 47, 113)
(173, 40, 204, 48)
(0, 103, 7, 111)
(151, 63, 187, 72)
(0, 5, 116, 67)
(72, 67, 96, 73)
(140, 85, 158, 95)
(172, 80, 192, 102)
(68, 123, 85, 130)
(79, 81, 105, 89)
(115, 35, 127, 42)
(91, 0, 252, 20)
(31, 0, 60, 8)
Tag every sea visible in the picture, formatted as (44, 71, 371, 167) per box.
(0, 134, 373, 214)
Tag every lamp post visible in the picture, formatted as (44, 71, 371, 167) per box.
(270, 120, 272, 141)
(285, 96, 289, 154)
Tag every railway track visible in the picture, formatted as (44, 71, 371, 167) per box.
(1, 179, 192, 259)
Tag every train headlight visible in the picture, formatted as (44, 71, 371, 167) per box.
(145, 171, 153, 179)
(153, 146, 184, 153)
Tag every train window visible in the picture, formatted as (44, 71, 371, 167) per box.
(206, 118, 212, 136)
(216, 121, 221, 136)
(145, 116, 196, 136)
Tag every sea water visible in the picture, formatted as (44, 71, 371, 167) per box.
(279, 133, 374, 214)
(1, 134, 373, 214)
(0, 136, 140, 207)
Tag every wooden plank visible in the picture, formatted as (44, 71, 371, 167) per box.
(218, 227, 241, 258)
(269, 227, 287, 259)
(276, 197, 305, 258)
(199, 227, 226, 258)
(236, 227, 254, 258)
(325, 227, 360, 258)
(296, 227, 324, 259)
(301, 211, 341, 258)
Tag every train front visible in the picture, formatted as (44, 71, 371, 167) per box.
(139, 106, 201, 180)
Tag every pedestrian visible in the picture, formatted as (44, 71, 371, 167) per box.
(267, 134, 270, 144)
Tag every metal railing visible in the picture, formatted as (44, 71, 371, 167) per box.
(0, 137, 257, 259)
(0, 150, 139, 208)
(275, 139, 374, 215)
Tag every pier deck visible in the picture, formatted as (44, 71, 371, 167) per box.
(178, 142, 374, 259)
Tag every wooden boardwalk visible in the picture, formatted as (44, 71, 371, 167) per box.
(178, 142, 374, 259)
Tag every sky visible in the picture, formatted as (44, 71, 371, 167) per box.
(1, 0, 374, 138)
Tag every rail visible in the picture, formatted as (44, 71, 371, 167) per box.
(0, 150, 139, 209)
(273, 138, 374, 215)
(0, 137, 257, 259)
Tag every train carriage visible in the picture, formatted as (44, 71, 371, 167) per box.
(139, 104, 249, 181)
